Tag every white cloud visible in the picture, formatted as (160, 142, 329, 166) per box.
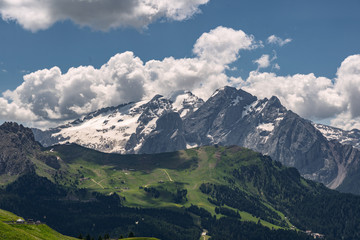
(0, 26, 256, 127)
(253, 52, 280, 71)
(253, 54, 271, 69)
(243, 71, 344, 120)
(193, 26, 256, 65)
(334, 54, 360, 118)
(0, 97, 37, 122)
(0, 0, 209, 32)
(330, 113, 360, 131)
(329, 54, 360, 130)
(272, 63, 280, 70)
(267, 35, 292, 46)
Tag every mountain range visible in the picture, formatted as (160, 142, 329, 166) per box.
(32, 86, 360, 195)
(3, 121, 360, 239)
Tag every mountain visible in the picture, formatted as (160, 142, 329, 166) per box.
(32, 87, 360, 194)
(183, 87, 360, 193)
(33, 91, 203, 154)
(3, 143, 360, 239)
(1, 121, 360, 239)
(0, 122, 38, 178)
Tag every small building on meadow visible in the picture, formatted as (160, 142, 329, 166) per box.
(16, 219, 25, 224)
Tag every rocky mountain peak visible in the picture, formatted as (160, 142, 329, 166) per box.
(267, 96, 283, 109)
(31, 86, 360, 195)
(170, 90, 204, 118)
(0, 122, 38, 175)
(209, 86, 256, 103)
(0, 122, 34, 138)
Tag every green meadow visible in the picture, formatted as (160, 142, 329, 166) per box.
(41, 144, 296, 230)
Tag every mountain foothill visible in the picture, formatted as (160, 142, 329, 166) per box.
(1, 87, 360, 239)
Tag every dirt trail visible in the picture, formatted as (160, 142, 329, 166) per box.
(162, 169, 173, 182)
(91, 178, 105, 189)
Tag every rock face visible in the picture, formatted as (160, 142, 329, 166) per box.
(32, 86, 360, 194)
(183, 87, 358, 189)
(139, 112, 186, 154)
(0, 122, 38, 175)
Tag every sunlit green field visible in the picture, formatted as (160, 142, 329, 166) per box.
(41, 144, 295, 230)
(0, 209, 77, 240)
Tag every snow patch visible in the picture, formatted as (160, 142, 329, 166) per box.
(171, 91, 204, 118)
(52, 99, 156, 153)
(275, 117, 284, 122)
(186, 143, 199, 149)
(170, 129, 178, 139)
(231, 96, 244, 106)
(242, 100, 259, 118)
(180, 109, 189, 118)
(257, 123, 274, 132)
(210, 87, 225, 98)
(207, 134, 214, 142)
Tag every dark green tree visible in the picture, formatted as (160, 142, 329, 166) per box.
(128, 231, 135, 237)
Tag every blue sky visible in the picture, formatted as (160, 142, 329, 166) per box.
(0, 0, 360, 129)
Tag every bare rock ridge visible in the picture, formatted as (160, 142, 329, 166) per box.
(32, 86, 360, 194)
(0, 122, 38, 175)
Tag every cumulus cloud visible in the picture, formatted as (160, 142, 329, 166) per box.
(329, 55, 360, 129)
(334, 55, 360, 118)
(267, 35, 292, 46)
(253, 52, 279, 71)
(253, 54, 271, 70)
(272, 63, 280, 70)
(242, 54, 360, 130)
(0, 0, 209, 32)
(193, 27, 256, 64)
(0, 26, 257, 127)
(242, 71, 344, 120)
(331, 113, 360, 131)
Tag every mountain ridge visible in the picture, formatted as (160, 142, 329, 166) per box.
(32, 87, 360, 194)
(2, 123, 360, 239)
(2, 142, 360, 239)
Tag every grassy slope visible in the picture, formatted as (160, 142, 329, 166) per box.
(44, 144, 302, 230)
(0, 209, 77, 240)
(122, 238, 159, 240)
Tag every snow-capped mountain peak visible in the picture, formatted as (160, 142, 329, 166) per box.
(32, 86, 360, 195)
(33, 91, 203, 154)
(169, 90, 204, 118)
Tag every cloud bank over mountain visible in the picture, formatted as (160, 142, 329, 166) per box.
(0, 0, 209, 32)
(0, 20, 359, 130)
(0, 26, 257, 127)
(242, 54, 360, 130)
